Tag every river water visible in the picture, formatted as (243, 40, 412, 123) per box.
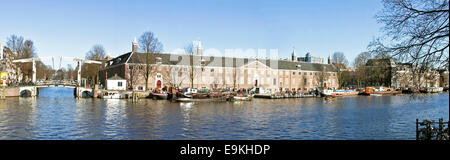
(0, 87, 448, 140)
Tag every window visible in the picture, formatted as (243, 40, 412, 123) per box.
(310, 73, 312, 75)
(273, 78, 276, 85)
(211, 69, 214, 72)
(315, 73, 317, 75)
(304, 78, 307, 84)
(118, 82, 122, 87)
(304, 72, 307, 75)
(299, 72, 301, 75)
(293, 72, 295, 75)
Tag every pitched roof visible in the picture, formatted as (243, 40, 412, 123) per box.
(109, 52, 133, 66)
(107, 52, 337, 72)
(107, 74, 125, 80)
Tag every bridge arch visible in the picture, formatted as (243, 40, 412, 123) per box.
(19, 86, 37, 97)
(81, 90, 93, 98)
(76, 87, 93, 98)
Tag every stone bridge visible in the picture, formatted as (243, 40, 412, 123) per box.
(8, 86, 91, 98)
(19, 86, 38, 97)
(75, 87, 94, 98)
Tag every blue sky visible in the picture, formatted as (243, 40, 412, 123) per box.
(0, 0, 383, 68)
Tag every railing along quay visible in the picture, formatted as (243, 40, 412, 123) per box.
(416, 118, 449, 140)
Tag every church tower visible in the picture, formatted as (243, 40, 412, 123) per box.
(291, 47, 296, 62)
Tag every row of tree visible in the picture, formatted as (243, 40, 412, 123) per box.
(333, 0, 448, 88)
(3, 34, 108, 84)
(4, 35, 52, 82)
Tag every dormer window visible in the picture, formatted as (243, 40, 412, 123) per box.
(156, 57, 162, 65)
(115, 58, 121, 64)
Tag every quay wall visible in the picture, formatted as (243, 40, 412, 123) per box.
(2, 87, 20, 97)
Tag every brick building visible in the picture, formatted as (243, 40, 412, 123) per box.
(99, 40, 339, 93)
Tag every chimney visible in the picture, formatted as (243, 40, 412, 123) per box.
(328, 54, 332, 64)
(132, 37, 138, 52)
(291, 47, 296, 62)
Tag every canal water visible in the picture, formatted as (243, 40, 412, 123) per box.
(0, 87, 448, 140)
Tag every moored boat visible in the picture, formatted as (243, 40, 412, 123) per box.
(360, 87, 401, 95)
(426, 87, 443, 93)
(230, 94, 253, 101)
(151, 92, 168, 100)
(253, 87, 273, 99)
(102, 91, 122, 99)
(253, 94, 273, 99)
(322, 89, 358, 97)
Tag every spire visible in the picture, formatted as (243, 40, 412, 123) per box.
(291, 47, 297, 62)
(133, 37, 137, 44)
(292, 47, 296, 56)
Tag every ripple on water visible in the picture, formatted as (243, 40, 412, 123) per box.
(0, 89, 448, 140)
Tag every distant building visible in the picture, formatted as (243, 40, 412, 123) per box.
(0, 45, 22, 83)
(365, 58, 441, 88)
(437, 69, 449, 88)
(297, 52, 324, 64)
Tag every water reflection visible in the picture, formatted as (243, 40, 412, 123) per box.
(0, 88, 448, 140)
(0, 97, 37, 139)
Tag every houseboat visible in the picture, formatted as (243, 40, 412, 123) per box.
(360, 87, 401, 96)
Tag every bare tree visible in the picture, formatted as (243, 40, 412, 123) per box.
(184, 43, 202, 88)
(6, 35, 38, 82)
(54, 69, 66, 81)
(6, 35, 24, 58)
(372, 0, 449, 69)
(66, 64, 75, 81)
(314, 66, 330, 89)
(332, 52, 349, 88)
(163, 65, 185, 89)
(353, 52, 373, 87)
(83, 44, 106, 85)
(128, 64, 144, 90)
(85, 45, 106, 60)
(139, 31, 163, 91)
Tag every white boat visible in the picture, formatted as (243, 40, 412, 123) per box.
(231, 95, 253, 101)
(182, 88, 198, 98)
(253, 87, 273, 98)
(426, 87, 443, 93)
(102, 92, 122, 99)
(322, 89, 359, 97)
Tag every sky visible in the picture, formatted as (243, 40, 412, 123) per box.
(0, 0, 384, 68)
